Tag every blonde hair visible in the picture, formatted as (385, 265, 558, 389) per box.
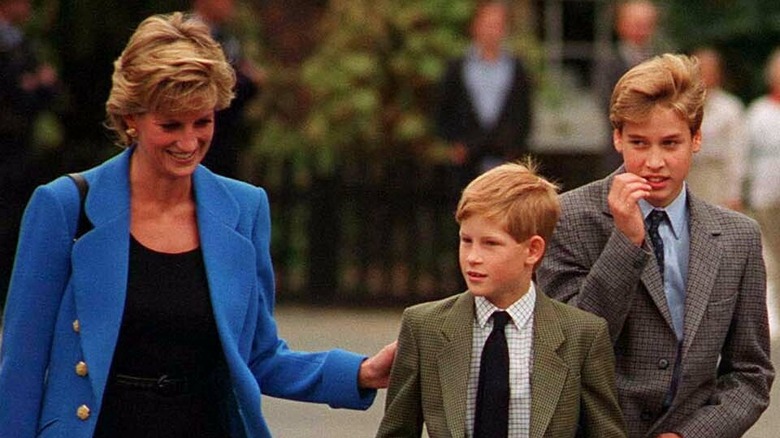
(105, 12, 236, 146)
(610, 53, 706, 135)
(455, 160, 560, 243)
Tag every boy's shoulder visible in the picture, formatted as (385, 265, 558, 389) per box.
(402, 292, 473, 328)
(690, 194, 762, 236)
(404, 292, 470, 317)
(537, 292, 608, 334)
(544, 294, 603, 321)
(557, 174, 612, 219)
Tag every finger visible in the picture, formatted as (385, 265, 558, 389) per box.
(613, 172, 648, 186)
(610, 182, 649, 206)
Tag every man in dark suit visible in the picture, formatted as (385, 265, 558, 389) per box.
(192, 0, 265, 180)
(537, 54, 774, 437)
(435, 1, 533, 196)
(599, 0, 662, 101)
(596, 0, 666, 176)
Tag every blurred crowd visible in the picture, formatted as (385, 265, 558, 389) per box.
(1, 0, 779, 302)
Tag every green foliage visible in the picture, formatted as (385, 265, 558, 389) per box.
(34, 0, 780, 176)
(248, 0, 540, 179)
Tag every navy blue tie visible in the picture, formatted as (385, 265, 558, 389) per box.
(647, 210, 667, 278)
(474, 311, 511, 438)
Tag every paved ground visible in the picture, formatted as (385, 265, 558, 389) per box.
(264, 277, 779, 437)
(0, 276, 775, 437)
(262, 305, 403, 437)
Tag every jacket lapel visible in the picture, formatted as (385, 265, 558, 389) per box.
(193, 168, 254, 346)
(436, 292, 572, 436)
(681, 195, 721, 353)
(438, 293, 475, 438)
(640, 265, 677, 332)
(70, 150, 254, 405)
(71, 149, 132, 405)
(529, 292, 568, 437)
(600, 171, 677, 333)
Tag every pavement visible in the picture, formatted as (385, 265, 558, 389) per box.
(0, 276, 775, 437)
(262, 305, 403, 437)
(264, 276, 780, 437)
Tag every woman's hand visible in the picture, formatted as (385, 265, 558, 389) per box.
(358, 340, 398, 389)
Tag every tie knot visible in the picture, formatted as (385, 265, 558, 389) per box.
(647, 209, 667, 231)
(491, 311, 511, 330)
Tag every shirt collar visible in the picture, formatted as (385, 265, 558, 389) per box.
(639, 184, 688, 239)
(475, 283, 536, 330)
(466, 43, 510, 65)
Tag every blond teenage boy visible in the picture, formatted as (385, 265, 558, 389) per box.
(537, 54, 774, 438)
(377, 162, 626, 438)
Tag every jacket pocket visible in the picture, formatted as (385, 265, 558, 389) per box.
(36, 416, 59, 436)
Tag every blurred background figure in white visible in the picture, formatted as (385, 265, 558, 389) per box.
(746, 48, 780, 293)
(687, 47, 748, 211)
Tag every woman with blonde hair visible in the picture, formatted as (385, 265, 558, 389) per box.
(0, 12, 395, 438)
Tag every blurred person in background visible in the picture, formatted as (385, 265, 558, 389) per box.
(0, 0, 60, 306)
(435, 0, 533, 198)
(192, 0, 266, 180)
(598, 0, 669, 175)
(745, 48, 780, 287)
(686, 47, 748, 211)
(0, 12, 394, 438)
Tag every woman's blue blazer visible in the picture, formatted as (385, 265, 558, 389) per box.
(0, 148, 374, 438)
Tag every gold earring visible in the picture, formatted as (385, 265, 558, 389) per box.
(125, 127, 137, 138)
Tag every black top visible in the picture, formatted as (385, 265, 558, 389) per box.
(94, 235, 228, 437)
(110, 235, 221, 378)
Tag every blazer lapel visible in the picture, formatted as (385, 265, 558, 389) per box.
(529, 293, 568, 437)
(640, 264, 677, 332)
(438, 293, 475, 438)
(193, 169, 254, 344)
(600, 172, 676, 331)
(71, 149, 132, 405)
(681, 196, 721, 353)
(70, 151, 255, 405)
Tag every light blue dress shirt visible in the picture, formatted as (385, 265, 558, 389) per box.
(639, 187, 690, 340)
(463, 45, 515, 130)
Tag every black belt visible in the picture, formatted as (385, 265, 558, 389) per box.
(113, 373, 194, 396)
